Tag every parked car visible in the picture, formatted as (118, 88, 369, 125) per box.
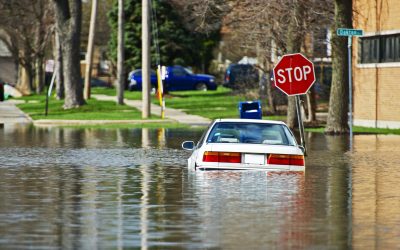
(224, 64, 259, 89)
(128, 69, 158, 91)
(182, 119, 305, 171)
(128, 65, 217, 91)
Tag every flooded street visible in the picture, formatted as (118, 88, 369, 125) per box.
(0, 125, 399, 249)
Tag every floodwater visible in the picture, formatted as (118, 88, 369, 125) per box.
(0, 124, 399, 249)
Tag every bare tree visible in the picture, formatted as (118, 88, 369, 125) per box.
(54, 30, 64, 99)
(171, 0, 333, 128)
(0, 0, 54, 94)
(53, 0, 85, 109)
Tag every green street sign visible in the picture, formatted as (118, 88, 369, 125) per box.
(337, 28, 363, 36)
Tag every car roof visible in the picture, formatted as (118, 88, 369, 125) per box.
(214, 118, 286, 125)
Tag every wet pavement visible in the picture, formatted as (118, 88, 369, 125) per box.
(0, 125, 399, 249)
(0, 100, 32, 124)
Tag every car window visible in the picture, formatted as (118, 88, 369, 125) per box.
(206, 122, 293, 145)
(172, 67, 186, 76)
(184, 67, 193, 74)
(133, 70, 156, 77)
(197, 122, 214, 147)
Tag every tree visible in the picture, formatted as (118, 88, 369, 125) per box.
(185, 0, 332, 127)
(108, 0, 219, 72)
(0, 0, 54, 94)
(53, 0, 85, 109)
(325, 0, 352, 134)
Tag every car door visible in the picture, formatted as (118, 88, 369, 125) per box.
(168, 66, 193, 91)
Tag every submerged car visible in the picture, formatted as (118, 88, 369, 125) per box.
(182, 119, 305, 171)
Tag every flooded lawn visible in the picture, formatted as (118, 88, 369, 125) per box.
(0, 125, 399, 249)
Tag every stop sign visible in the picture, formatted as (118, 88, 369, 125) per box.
(273, 53, 315, 96)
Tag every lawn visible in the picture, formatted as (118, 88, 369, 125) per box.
(93, 86, 283, 120)
(16, 93, 155, 120)
(159, 87, 286, 120)
(92, 87, 143, 100)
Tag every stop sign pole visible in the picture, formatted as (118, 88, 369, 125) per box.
(273, 53, 316, 155)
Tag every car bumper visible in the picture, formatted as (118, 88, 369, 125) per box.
(193, 163, 304, 172)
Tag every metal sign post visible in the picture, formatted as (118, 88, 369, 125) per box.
(45, 71, 56, 116)
(295, 95, 306, 156)
(337, 28, 363, 150)
(347, 36, 353, 149)
(273, 53, 316, 155)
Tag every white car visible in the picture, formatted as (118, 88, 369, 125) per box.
(182, 119, 305, 171)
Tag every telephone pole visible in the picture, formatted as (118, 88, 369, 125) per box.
(142, 0, 151, 118)
(84, 0, 98, 100)
(116, 0, 125, 105)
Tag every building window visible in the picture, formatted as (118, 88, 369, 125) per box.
(359, 34, 400, 63)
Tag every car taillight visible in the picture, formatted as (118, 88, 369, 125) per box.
(225, 75, 230, 82)
(267, 154, 305, 166)
(203, 151, 241, 163)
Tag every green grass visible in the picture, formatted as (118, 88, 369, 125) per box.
(92, 87, 143, 100)
(16, 93, 156, 120)
(305, 126, 400, 135)
(94, 86, 285, 120)
(155, 87, 278, 120)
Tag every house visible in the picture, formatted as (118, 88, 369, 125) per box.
(353, 0, 400, 128)
(0, 39, 17, 85)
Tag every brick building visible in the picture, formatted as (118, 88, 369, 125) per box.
(353, 0, 400, 128)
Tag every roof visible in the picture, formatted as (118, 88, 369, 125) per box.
(215, 118, 286, 125)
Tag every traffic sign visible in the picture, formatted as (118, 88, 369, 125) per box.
(337, 28, 363, 36)
(273, 53, 316, 96)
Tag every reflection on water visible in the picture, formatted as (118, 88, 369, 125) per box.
(352, 135, 400, 249)
(0, 125, 399, 249)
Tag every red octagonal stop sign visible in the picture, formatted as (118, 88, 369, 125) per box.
(273, 53, 315, 96)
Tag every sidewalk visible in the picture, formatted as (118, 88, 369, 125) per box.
(93, 94, 211, 126)
(0, 100, 32, 124)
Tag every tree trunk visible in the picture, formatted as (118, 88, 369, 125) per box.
(54, 30, 64, 100)
(285, 2, 304, 129)
(17, 64, 33, 95)
(266, 78, 276, 114)
(53, 0, 85, 109)
(325, 0, 352, 134)
(35, 56, 45, 94)
(116, 0, 125, 105)
(305, 87, 317, 122)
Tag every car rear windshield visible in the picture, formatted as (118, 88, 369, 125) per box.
(206, 122, 296, 146)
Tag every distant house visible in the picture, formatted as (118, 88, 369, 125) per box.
(0, 39, 17, 85)
(353, 0, 400, 129)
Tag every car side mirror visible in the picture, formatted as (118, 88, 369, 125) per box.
(182, 141, 195, 151)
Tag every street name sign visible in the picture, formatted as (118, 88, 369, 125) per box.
(273, 53, 316, 96)
(337, 28, 363, 36)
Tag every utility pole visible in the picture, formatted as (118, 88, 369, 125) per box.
(116, 0, 125, 105)
(142, 0, 151, 118)
(84, 0, 98, 100)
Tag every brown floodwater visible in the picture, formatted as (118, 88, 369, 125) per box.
(0, 124, 399, 249)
